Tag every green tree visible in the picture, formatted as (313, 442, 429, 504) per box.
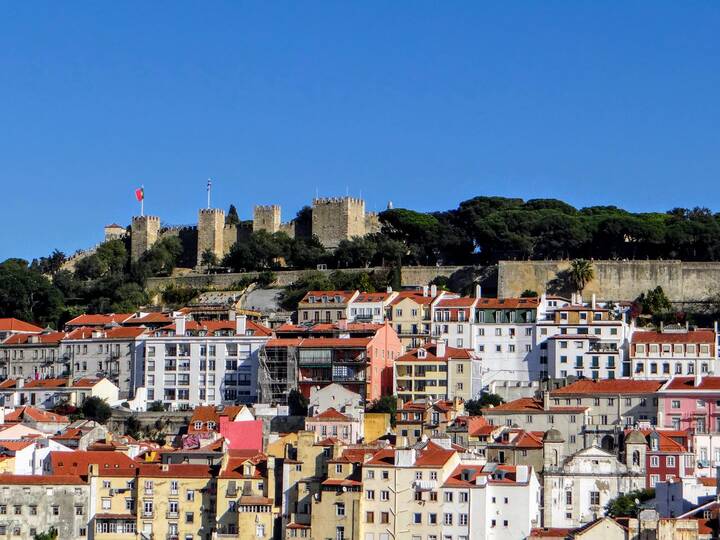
(288, 390, 308, 416)
(366, 395, 398, 427)
(605, 489, 654, 517)
(161, 284, 200, 306)
(465, 393, 504, 415)
(568, 259, 595, 293)
(201, 249, 218, 272)
(33, 528, 58, 540)
(81, 396, 112, 424)
(520, 289, 538, 298)
(636, 286, 672, 316)
(31, 249, 67, 275)
(0, 259, 64, 326)
(226, 204, 240, 226)
(147, 401, 165, 412)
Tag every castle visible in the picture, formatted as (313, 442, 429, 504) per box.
(114, 196, 381, 267)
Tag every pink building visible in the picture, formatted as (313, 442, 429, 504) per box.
(305, 407, 362, 444)
(658, 376, 720, 433)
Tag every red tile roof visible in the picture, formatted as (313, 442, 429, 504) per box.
(51, 451, 139, 476)
(0, 440, 35, 451)
(297, 338, 371, 348)
(475, 297, 540, 309)
(5, 406, 69, 424)
(662, 377, 720, 391)
(64, 314, 133, 327)
(528, 528, 574, 538)
(137, 463, 214, 478)
(414, 441, 456, 467)
(551, 379, 663, 395)
(483, 397, 586, 413)
(397, 343, 473, 362)
(125, 312, 173, 325)
(0, 474, 86, 485)
(64, 326, 146, 340)
(632, 329, 715, 344)
(0, 318, 43, 333)
(435, 297, 477, 308)
(389, 291, 435, 306)
(308, 407, 352, 422)
(2, 331, 66, 346)
(322, 478, 362, 487)
(300, 291, 356, 303)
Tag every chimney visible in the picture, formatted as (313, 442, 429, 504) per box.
(475, 284, 482, 298)
(475, 475, 488, 486)
(236, 315, 247, 335)
(543, 391, 550, 410)
(16, 379, 24, 389)
(396, 448, 416, 466)
(423, 286, 429, 297)
(695, 362, 703, 388)
(174, 315, 186, 336)
(591, 294, 596, 310)
(228, 309, 237, 321)
(430, 284, 438, 298)
(516, 465, 530, 483)
(0, 408, 4, 424)
(436, 339, 447, 358)
(386, 286, 393, 294)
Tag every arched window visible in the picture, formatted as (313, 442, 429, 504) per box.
(632, 450, 640, 466)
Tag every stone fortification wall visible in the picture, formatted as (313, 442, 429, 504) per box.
(311, 197, 366, 249)
(197, 208, 225, 266)
(498, 260, 720, 303)
(130, 215, 160, 262)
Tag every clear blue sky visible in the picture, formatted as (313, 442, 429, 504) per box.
(1, 2, 719, 261)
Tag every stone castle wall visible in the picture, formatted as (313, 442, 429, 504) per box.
(197, 209, 225, 266)
(130, 216, 160, 262)
(497, 260, 720, 303)
(311, 197, 366, 249)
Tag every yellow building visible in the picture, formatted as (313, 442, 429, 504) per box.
(395, 398, 465, 446)
(363, 413, 390, 443)
(281, 431, 347, 537)
(216, 449, 278, 540)
(311, 448, 370, 540)
(136, 463, 215, 540)
(395, 342, 477, 403)
(386, 290, 434, 348)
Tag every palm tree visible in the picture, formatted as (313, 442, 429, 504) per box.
(569, 259, 595, 294)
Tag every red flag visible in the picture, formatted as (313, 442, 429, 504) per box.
(135, 187, 144, 202)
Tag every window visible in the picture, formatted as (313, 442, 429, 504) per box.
(380, 490, 389, 501)
(443, 513, 453, 525)
(444, 492, 453, 502)
(650, 456, 659, 467)
(366, 490, 375, 500)
(671, 400, 681, 409)
(590, 491, 600, 506)
(566, 491, 572, 505)
(413, 513, 421, 524)
(381, 512, 389, 524)
(429, 513, 437, 524)
(459, 491, 468, 503)
(459, 513, 468, 525)
(366, 511, 374, 523)
(667, 456, 676, 467)
(336, 503, 346, 516)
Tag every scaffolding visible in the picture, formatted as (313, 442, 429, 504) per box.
(258, 344, 298, 404)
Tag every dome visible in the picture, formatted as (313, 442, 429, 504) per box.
(543, 429, 564, 443)
(625, 431, 647, 444)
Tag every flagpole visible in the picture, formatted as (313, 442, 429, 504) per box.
(141, 185, 145, 216)
(207, 178, 212, 209)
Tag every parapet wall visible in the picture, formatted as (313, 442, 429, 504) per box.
(497, 260, 720, 303)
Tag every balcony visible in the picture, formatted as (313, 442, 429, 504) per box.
(413, 480, 437, 491)
(589, 342, 618, 352)
(166, 511, 179, 519)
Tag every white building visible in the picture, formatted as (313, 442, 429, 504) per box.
(443, 462, 542, 539)
(630, 325, 717, 379)
(347, 290, 398, 323)
(537, 296, 631, 380)
(143, 315, 271, 410)
(655, 476, 716, 517)
(542, 436, 645, 528)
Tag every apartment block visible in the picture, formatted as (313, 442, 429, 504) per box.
(631, 325, 717, 379)
(143, 316, 271, 410)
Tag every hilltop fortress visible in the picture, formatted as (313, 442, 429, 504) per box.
(114, 196, 380, 267)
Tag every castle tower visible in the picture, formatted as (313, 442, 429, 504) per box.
(197, 208, 225, 267)
(253, 205, 282, 234)
(130, 216, 160, 262)
(311, 196, 367, 249)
